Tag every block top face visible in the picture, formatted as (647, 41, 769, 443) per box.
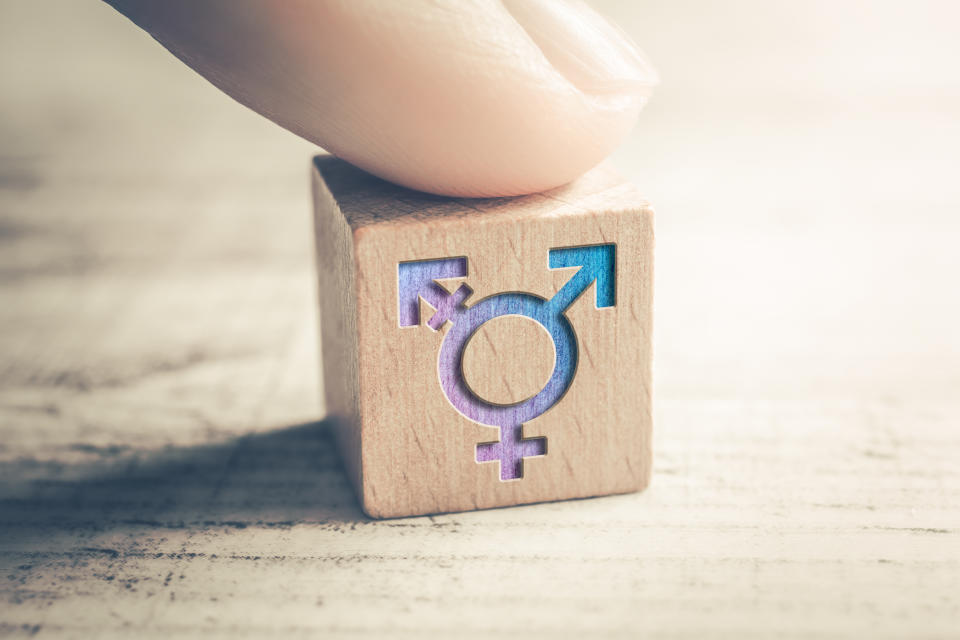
(312, 154, 650, 232)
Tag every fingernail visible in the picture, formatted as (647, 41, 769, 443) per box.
(503, 0, 659, 96)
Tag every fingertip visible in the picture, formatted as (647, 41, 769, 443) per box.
(103, 0, 657, 198)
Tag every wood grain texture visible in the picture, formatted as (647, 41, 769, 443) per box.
(2, 0, 960, 637)
(462, 314, 555, 405)
(312, 157, 653, 517)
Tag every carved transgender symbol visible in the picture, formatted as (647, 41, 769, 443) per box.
(398, 244, 615, 481)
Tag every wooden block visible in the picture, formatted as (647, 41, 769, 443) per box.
(311, 155, 654, 518)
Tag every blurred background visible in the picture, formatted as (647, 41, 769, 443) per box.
(1, 1, 957, 637)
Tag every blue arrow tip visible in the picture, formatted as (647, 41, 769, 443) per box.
(548, 244, 616, 309)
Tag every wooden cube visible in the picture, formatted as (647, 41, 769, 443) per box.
(311, 155, 654, 518)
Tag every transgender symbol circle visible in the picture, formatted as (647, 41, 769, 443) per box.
(397, 244, 615, 480)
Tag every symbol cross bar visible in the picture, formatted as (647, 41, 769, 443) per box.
(476, 423, 546, 480)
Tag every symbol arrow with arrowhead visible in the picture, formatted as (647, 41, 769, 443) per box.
(397, 256, 471, 330)
(547, 244, 616, 313)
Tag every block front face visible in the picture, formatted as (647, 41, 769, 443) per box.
(313, 157, 653, 518)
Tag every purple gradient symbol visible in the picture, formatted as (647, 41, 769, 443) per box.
(398, 245, 615, 480)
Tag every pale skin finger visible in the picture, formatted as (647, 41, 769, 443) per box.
(106, 0, 657, 197)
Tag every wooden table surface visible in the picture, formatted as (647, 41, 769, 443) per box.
(1, 1, 957, 637)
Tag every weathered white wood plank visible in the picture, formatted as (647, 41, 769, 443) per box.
(1, 0, 958, 638)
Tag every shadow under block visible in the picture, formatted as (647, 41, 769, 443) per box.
(312, 156, 654, 518)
